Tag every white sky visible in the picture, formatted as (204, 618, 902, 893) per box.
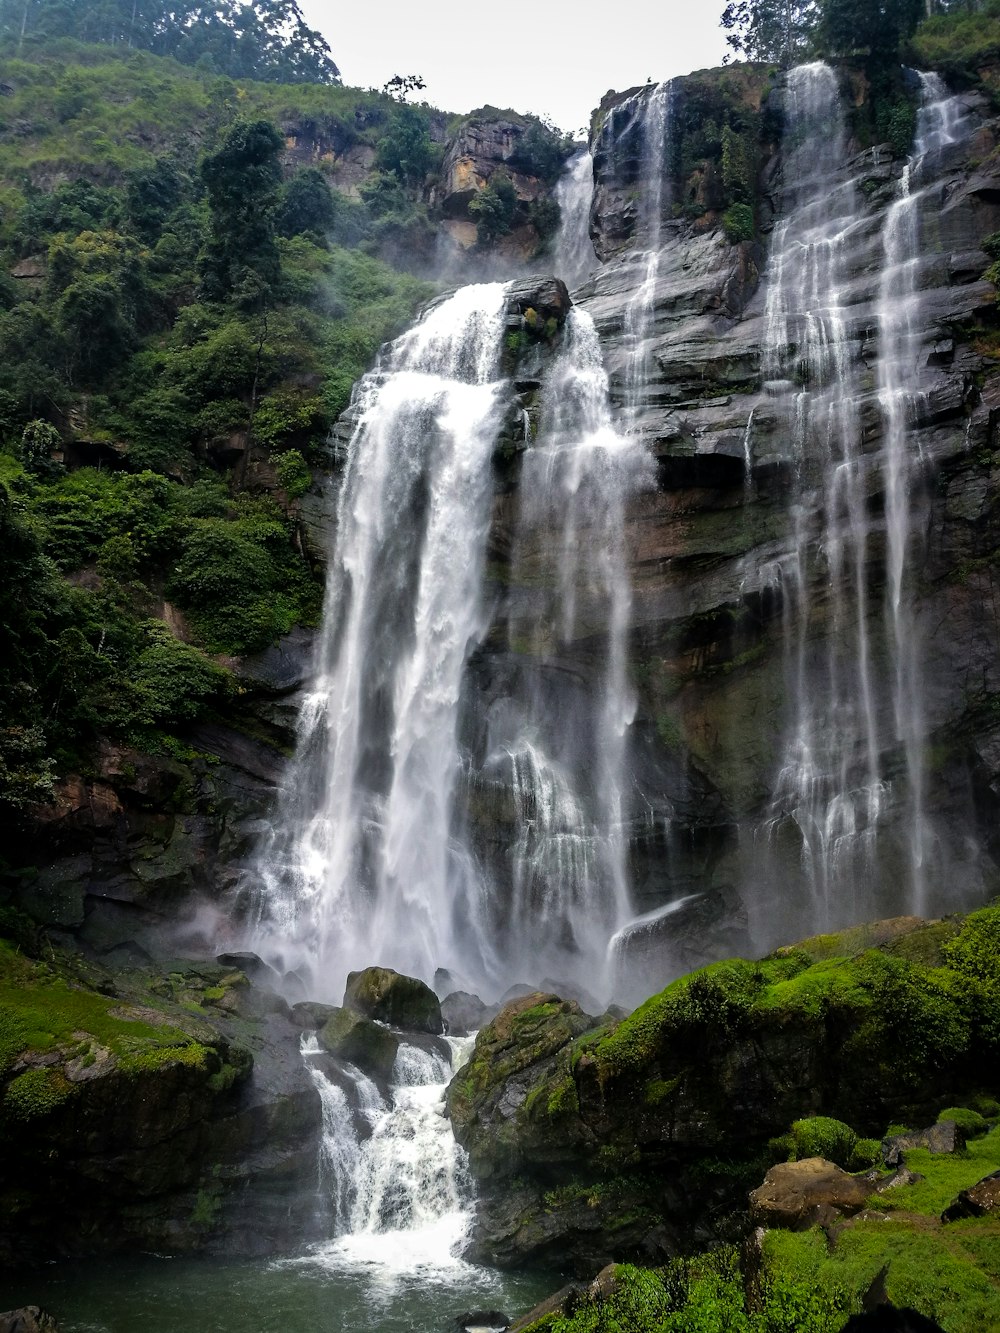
(299, 1, 730, 137)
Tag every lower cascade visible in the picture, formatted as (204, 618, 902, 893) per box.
(302, 1034, 476, 1275)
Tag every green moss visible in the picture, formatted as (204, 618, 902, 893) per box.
(3, 1067, 74, 1120)
(545, 1075, 579, 1119)
(644, 1077, 680, 1107)
(764, 1219, 1000, 1333)
(190, 1186, 222, 1228)
(942, 906, 1000, 988)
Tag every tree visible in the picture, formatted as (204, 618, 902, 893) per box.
(721, 0, 818, 63)
(821, 0, 925, 65)
(200, 117, 283, 305)
(381, 73, 426, 102)
(277, 168, 336, 238)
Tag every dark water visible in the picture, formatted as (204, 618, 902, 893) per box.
(0, 1249, 557, 1333)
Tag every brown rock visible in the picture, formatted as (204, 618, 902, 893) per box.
(749, 1158, 872, 1230)
(943, 1170, 1000, 1221)
(882, 1121, 965, 1168)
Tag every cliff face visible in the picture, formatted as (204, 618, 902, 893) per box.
(475, 69, 1000, 993)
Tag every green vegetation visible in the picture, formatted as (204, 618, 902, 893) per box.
(1, 0, 340, 85)
(909, 0, 1000, 84)
(0, 40, 433, 825)
(522, 1123, 1000, 1333)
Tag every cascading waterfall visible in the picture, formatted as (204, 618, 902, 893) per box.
(761, 63, 975, 929)
(763, 62, 884, 926)
(252, 283, 510, 999)
(484, 309, 651, 993)
(551, 148, 598, 290)
(878, 71, 972, 913)
(301, 1036, 478, 1275)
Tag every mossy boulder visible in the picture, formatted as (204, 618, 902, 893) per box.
(343, 966, 443, 1035)
(749, 1157, 871, 1229)
(318, 1006, 399, 1082)
(0, 939, 321, 1266)
(449, 909, 1000, 1267)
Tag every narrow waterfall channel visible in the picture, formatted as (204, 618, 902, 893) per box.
(877, 70, 972, 914)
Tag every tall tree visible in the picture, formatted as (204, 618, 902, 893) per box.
(199, 117, 283, 306)
(821, 0, 926, 64)
(721, 0, 818, 63)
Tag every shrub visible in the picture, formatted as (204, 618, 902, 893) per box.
(937, 1106, 989, 1139)
(790, 1116, 858, 1168)
(469, 173, 520, 246)
(722, 202, 755, 244)
(272, 449, 312, 499)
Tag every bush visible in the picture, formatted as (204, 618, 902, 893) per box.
(722, 203, 755, 244)
(272, 449, 312, 499)
(469, 173, 520, 246)
(790, 1116, 857, 1168)
(938, 1106, 989, 1139)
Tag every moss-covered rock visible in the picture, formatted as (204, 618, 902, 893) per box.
(450, 910, 1000, 1267)
(343, 966, 443, 1035)
(318, 1006, 399, 1082)
(0, 938, 320, 1267)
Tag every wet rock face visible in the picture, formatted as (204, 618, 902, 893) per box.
(435, 119, 550, 217)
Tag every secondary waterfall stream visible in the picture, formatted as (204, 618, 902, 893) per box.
(759, 62, 976, 930)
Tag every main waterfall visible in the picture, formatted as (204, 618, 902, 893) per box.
(253, 283, 511, 998)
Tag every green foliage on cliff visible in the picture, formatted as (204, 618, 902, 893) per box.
(522, 1123, 1000, 1331)
(0, 40, 434, 823)
(909, 0, 1000, 82)
(1, 0, 340, 85)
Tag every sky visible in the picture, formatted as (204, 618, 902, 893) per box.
(298, 1, 731, 137)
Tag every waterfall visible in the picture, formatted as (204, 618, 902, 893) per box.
(253, 284, 510, 1000)
(878, 71, 973, 913)
(485, 309, 652, 994)
(301, 1036, 477, 1276)
(763, 62, 884, 927)
(760, 63, 976, 930)
(624, 79, 674, 424)
(552, 148, 598, 290)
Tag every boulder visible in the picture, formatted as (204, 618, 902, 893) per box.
(882, 1122, 965, 1168)
(290, 1001, 339, 1030)
(318, 1007, 399, 1082)
(343, 966, 443, 1035)
(441, 991, 496, 1036)
(942, 1170, 1000, 1221)
(749, 1158, 873, 1230)
(215, 952, 280, 987)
